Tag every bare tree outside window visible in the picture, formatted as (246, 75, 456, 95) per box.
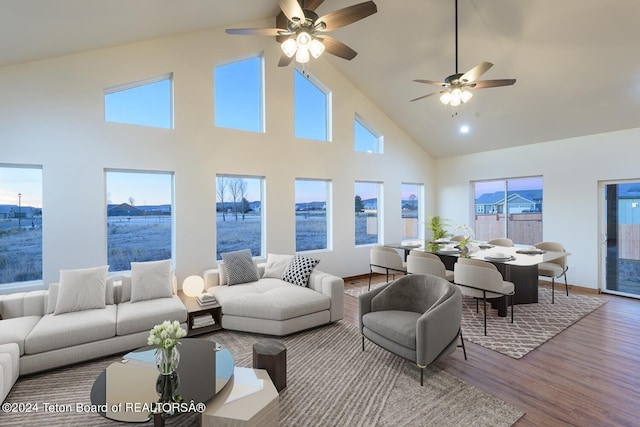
(216, 176, 228, 221)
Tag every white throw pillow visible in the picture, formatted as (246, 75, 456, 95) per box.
(48, 277, 114, 314)
(130, 259, 173, 303)
(263, 254, 294, 279)
(54, 266, 108, 315)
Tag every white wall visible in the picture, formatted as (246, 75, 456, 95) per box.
(436, 127, 640, 289)
(0, 19, 436, 288)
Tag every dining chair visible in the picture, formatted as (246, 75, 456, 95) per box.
(487, 238, 514, 247)
(407, 250, 454, 282)
(450, 235, 466, 242)
(368, 246, 407, 290)
(454, 258, 515, 335)
(534, 241, 569, 304)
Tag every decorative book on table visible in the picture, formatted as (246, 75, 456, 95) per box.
(192, 313, 215, 328)
(197, 292, 220, 308)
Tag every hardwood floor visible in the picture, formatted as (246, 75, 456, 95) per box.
(344, 275, 640, 426)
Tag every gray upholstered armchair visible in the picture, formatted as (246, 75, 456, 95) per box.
(358, 274, 465, 386)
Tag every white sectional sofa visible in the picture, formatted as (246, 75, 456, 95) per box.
(0, 262, 187, 381)
(204, 252, 344, 336)
(0, 343, 19, 403)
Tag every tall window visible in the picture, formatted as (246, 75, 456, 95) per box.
(294, 69, 331, 141)
(401, 183, 424, 241)
(473, 176, 543, 245)
(104, 74, 173, 129)
(354, 113, 383, 153)
(214, 55, 264, 132)
(295, 179, 331, 252)
(355, 181, 382, 246)
(0, 165, 43, 285)
(106, 170, 173, 272)
(216, 175, 264, 259)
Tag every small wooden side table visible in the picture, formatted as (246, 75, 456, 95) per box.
(177, 291, 222, 336)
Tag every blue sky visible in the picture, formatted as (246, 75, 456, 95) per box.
(0, 166, 42, 207)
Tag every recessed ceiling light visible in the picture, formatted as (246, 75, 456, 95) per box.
(460, 125, 470, 134)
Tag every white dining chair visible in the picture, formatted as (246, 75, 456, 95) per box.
(534, 241, 569, 304)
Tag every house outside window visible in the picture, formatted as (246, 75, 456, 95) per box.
(355, 181, 382, 246)
(216, 175, 264, 259)
(295, 179, 331, 252)
(401, 183, 424, 241)
(0, 165, 43, 285)
(106, 170, 173, 272)
(473, 176, 543, 245)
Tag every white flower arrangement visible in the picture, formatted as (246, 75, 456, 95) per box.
(148, 320, 187, 351)
(453, 224, 475, 246)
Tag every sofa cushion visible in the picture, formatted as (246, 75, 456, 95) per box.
(47, 278, 115, 314)
(221, 249, 259, 285)
(0, 343, 19, 403)
(24, 305, 117, 354)
(54, 265, 108, 315)
(262, 254, 294, 279)
(116, 296, 187, 336)
(0, 316, 41, 355)
(130, 259, 173, 303)
(362, 310, 420, 350)
(282, 254, 320, 287)
(213, 278, 330, 321)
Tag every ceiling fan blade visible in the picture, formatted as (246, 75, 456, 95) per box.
(225, 28, 286, 36)
(278, 53, 295, 67)
(316, 1, 377, 32)
(460, 61, 493, 83)
(319, 35, 357, 60)
(413, 79, 448, 87)
(302, 0, 325, 10)
(410, 91, 441, 102)
(278, 0, 305, 23)
(472, 79, 517, 89)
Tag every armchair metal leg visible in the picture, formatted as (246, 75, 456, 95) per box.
(368, 268, 373, 291)
(551, 277, 555, 304)
(564, 272, 569, 296)
(418, 365, 425, 386)
(361, 336, 364, 351)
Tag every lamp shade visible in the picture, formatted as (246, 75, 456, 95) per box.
(183, 275, 204, 297)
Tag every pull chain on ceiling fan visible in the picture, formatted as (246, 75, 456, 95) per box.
(410, 0, 516, 106)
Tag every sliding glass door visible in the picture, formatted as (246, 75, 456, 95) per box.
(600, 181, 640, 298)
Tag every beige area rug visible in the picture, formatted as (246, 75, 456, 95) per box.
(2, 322, 524, 427)
(346, 284, 607, 359)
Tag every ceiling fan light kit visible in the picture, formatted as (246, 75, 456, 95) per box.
(225, 0, 377, 66)
(411, 0, 516, 107)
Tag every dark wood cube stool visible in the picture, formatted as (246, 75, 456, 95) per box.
(252, 339, 287, 392)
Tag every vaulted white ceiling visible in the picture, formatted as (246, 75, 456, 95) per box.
(3, 0, 640, 158)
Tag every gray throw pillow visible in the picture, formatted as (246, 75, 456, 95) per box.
(221, 249, 259, 286)
(282, 254, 320, 287)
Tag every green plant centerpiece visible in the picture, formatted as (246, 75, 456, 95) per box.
(148, 320, 187, 375)
(426, 215, 451, 252)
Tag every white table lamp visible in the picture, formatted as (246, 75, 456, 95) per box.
(183, 275, 204, 297)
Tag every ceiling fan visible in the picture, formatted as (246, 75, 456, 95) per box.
(225, 0, 377, 67)
(411, 0, 516, 106)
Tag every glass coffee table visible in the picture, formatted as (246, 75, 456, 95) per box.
(90, 338, 234, 424)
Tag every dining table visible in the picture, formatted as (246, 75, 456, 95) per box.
(391, 241, 570, 315)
